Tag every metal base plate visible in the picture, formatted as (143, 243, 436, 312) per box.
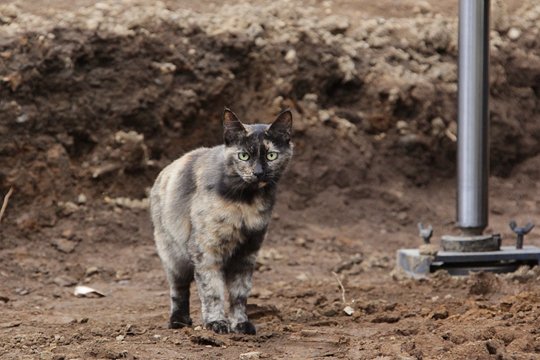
(397, 246, 540, 278)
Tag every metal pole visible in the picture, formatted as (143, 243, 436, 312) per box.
(457, 0, 490, 235)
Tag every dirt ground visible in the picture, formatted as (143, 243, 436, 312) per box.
(1, 0, 540, 359)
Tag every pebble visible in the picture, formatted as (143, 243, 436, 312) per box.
(51, 238, 78, 254)
(239, 352, 261, 360)
(284, 49, 296, 64)
(53, 275, 77, 287)
(295, 237, 306, 246)
(77, 194, 87, 204)
(85, 266, 99, 277)
(343, 306, 354, 316)
(507, 27, 521, 40)
(430, 306, 449, 320)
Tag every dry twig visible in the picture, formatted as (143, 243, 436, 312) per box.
(0, 187, 14, 224)
(331, 271, 346, 304)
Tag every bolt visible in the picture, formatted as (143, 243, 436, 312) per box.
(418, 223, 433, 244)
(509, 221, 534, 249)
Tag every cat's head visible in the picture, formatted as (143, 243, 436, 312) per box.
(222, 108, 293, 187)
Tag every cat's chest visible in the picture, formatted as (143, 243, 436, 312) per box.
(192, 193, 271, 242)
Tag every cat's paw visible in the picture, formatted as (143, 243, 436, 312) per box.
(233, 321, 256, 335)
(169, 314, 192, 329)
(206, 320, 230, 334)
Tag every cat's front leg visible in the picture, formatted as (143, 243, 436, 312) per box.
(225, 253, 257, 335)
(192, 250, 230, 334)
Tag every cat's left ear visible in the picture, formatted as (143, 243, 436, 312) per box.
(268, 109, 293, 141)
(223, 108, 246, 145)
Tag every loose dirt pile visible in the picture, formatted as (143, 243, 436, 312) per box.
(1, 0, 540, 359)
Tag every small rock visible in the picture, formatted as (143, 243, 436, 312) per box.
(257, 288, 273, 300)
(116, 334, 125, 341)
(61, 229, 75, 239)
(53, 276, 77, 287)
(284, 49, 296, 64)
(115, 270, 131, 281)
(0, 295, 9, 303)
(320, 15, 349, 34)
(507, 27, 521, 40)
(295, 273, 308, 281)
(194, 326, 202, 331)
(15, 113, 28, 123)
(413, 1, 431, 14)
(57, 201, 79, 216)
(239, 352, 261, 360)
(318, 110, 332, 123)
(419, 244, 439, 256)
(51, 238, 78, 254)
(333, 254, 363, 273)
(85, 266, 99, 277)
(396, 120, 408, 130)
(431, 117, 445, 136)
(73, 285, 105, 298)
(397, 211, 408, 222)
(430, 306, 449, 320)
(343, 306, 354, 316)
(15, 288, 30, 296)
(151, 61, 176, 74)
(77, 194, 87, 204)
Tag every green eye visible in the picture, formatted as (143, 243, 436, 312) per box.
(238, 152, 250, 161)
(266, 151, 278, 161)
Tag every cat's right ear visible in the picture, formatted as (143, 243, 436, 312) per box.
(223, 108, 246, 145)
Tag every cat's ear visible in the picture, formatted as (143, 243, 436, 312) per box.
(223, 108, 246, 145)
(268, 109, 292, 141)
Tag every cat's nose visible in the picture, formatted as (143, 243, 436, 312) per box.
(254, 163, 264, 179)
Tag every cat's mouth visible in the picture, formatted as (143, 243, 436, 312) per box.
(241, 175, 268, 187)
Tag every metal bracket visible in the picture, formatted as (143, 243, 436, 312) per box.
(418, 223, 433, 244)
(509, 221, 534, 249)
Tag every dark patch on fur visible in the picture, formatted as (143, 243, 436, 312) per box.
(225, 227, 265, 273)
(265, 131, 291, 148)
(217, 174, 277, 204)
(178, 154, 198, 195)
(170, 294, 192, 329)
(241, 225, 267, 246)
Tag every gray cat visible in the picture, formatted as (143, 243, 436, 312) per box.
(150, 108, 293, 334)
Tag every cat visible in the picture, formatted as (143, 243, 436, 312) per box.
(150, 108, 293, 334)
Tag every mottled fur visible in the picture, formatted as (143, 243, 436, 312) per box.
(150, 109, 293, 334)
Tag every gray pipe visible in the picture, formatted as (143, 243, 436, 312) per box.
(457, 0, 490, 235)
